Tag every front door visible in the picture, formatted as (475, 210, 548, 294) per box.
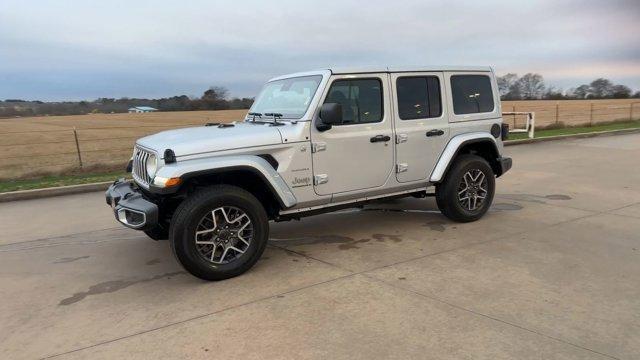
(391, 72, 449, 182)
(311, 73, 394, 196)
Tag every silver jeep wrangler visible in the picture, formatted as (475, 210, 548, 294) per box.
(106, 66, 512, 280)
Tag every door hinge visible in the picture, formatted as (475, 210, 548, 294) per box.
(313, 174, 329, 185)
(311, 142, 326, 153)
(396, 163, 409, 173)
(396, 134, 408, 144)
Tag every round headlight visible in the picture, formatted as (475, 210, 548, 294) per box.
(146, 154, 158, 177)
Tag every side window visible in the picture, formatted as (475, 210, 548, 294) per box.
(396, 76, 442, 120)
(450, 75, 494, 114)
(324, 79, 383, 124)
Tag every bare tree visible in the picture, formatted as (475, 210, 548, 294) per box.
(571, 85, 591, 99)
(497, 73, 518, 97)
(611, 84, 631, 99)
(516, 73, 546, 99)
(589, 78, 614, 98)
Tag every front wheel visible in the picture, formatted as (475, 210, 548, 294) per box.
(169, 185, 269, 281)
(436, 154, 495, 222)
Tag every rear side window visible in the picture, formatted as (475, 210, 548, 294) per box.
(324, 79, 383, 124)
(397, 76, 442, 120)
(451, 75, 494, 114)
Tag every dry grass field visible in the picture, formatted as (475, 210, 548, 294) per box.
(1, 99, 639, 180)
(502, 98, 640, 129)
(0, 110, 247, 179)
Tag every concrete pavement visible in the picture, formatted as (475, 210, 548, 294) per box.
(1, 133, 639, 359)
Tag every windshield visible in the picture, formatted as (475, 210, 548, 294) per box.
(248, 75, 322, 119)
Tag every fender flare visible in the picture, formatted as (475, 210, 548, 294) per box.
(429, 132, 499, 183)
(154, 155, 297, 208)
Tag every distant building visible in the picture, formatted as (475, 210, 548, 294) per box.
(128, 106, 158, 113)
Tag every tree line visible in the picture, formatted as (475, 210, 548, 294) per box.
(0, 86, 254, 118)
(497, 73, 640, 100)
(2, 75, 639, 118)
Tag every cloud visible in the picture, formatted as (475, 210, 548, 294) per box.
(1, 0, 639, 100)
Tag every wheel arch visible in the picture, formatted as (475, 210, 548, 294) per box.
(154, 155, 297, 218)
(430, 133, 503, 183)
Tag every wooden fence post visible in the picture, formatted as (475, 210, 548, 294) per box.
(590, 102, 594, 126)
(555, 102, 559, 125)
(630, 103, 634, 121)
(73, 127, 83, 168)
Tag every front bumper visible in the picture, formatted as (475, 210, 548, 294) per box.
(498, 156, 512, 176)
(105, 179, 158, 230)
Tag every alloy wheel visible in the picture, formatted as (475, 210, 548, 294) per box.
(194, 206, 253, 264)
(457, 169, 488, 211)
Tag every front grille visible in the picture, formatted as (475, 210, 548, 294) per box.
(132, 146, 154, 187)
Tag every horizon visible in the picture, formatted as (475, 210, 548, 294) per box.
(1, 71, 638, 103)
(1, 0, 639, 101)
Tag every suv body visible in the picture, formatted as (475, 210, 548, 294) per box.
(106, 66, 512, 280)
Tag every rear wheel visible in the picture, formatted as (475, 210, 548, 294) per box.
(170, 185, 269, 281)
(436, 154, 495, 222)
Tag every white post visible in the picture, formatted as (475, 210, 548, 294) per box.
(529, 112, 535, 139)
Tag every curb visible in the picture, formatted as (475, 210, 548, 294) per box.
(0, 181, 112, 203)
(504, 127, 640, 146)
(1, 127, 639, 203)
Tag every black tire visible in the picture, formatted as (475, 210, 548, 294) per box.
(144, 225, 169, 241)
(435, 154, 495, 223)
(169, 185, 269, 281)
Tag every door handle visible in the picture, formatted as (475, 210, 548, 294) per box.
(426, 129, 445, 137)
(370, 135, 391, 143)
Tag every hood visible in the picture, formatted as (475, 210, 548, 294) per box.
(136, 122, 283, 157)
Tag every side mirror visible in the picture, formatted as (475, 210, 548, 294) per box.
(317, 103, 343, 131)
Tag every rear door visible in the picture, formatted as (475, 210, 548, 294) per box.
(311, 73, 394, 196)
(391, 72, 449, 182)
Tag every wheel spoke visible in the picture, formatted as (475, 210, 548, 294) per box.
(221, 207, 232, 223)
(195, 206, 253, 265)
(195, 240, 215, 245)
(210, 244, 218, 262)
(228, 246, 245, 254)
(463, 173, 471, 187)
(219, 247, 230, 263)
(237, 235, 250, 246)
(230, 213, 248, 224)
(476, 172, 485, 184)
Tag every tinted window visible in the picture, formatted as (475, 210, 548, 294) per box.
(451, 75, 494, 114)
(324, 79, 383, 124)
(397, 76, 442, 120)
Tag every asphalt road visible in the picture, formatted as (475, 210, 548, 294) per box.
(1, 134, 639, 360)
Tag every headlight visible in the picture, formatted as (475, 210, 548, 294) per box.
(146, 154, 158, 177)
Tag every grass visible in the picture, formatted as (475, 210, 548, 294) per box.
(508, 120, 640, 140)
(0, 171, 127, 193)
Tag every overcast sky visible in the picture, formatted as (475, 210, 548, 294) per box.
(1, 0, 639, 101)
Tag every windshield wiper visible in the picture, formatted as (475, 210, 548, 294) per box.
(264, 112, 285, 126)
(248, 112, 262, 122)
